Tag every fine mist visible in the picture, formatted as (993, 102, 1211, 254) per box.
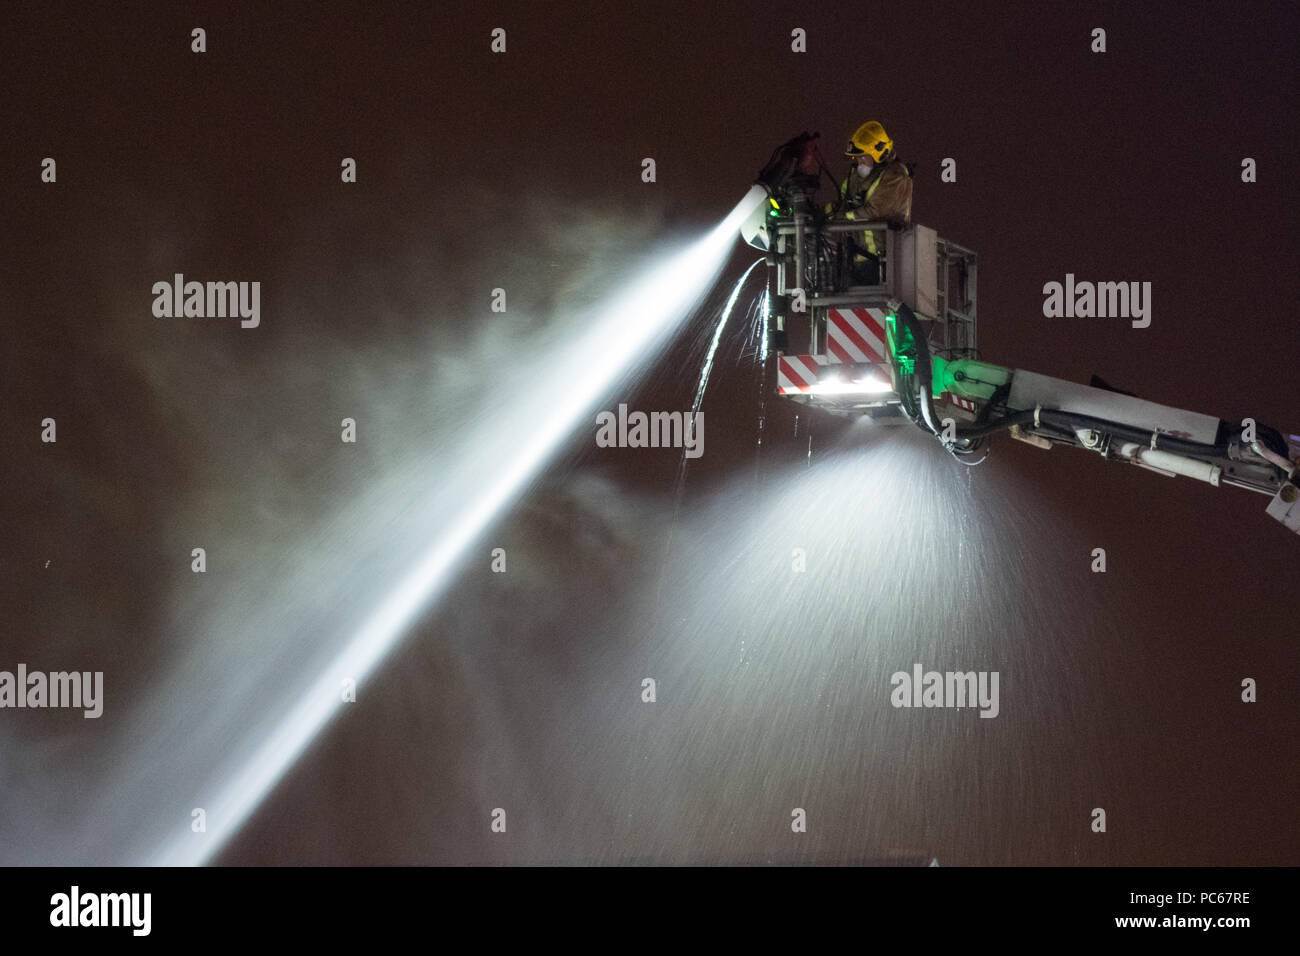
(216, 424, 1125, 865)
(0, 181, 689, 865)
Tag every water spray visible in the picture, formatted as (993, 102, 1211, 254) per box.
(673, 256, 764, 497)
(146, 186, 767, 865)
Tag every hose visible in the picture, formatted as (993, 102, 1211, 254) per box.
(1251, 440, 1295, 477)
(1034, 409, 1228, 458)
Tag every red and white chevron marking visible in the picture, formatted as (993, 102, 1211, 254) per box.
(827, 307, 889, 366)
(777, 354, 831, 393)
(945, 393, 979, 412)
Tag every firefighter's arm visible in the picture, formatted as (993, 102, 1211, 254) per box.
(826, 178, 857, 217)
(859, 165, 910, 222)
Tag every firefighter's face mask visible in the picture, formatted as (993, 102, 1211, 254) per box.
(856, 159, 874, 178)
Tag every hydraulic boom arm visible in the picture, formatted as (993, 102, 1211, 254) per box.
(885, 302, 1300, 535)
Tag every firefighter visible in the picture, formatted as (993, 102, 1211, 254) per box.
(836, 121, 913, 284)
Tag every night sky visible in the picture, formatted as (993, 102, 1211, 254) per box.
(2, 2, 1297, 865)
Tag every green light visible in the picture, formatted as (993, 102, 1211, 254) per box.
(885, 313, 914, 375)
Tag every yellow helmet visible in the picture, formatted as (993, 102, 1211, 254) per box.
(845, 121, 894, 161)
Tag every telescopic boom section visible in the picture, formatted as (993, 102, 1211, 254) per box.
(884, 300, 1299, 535)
